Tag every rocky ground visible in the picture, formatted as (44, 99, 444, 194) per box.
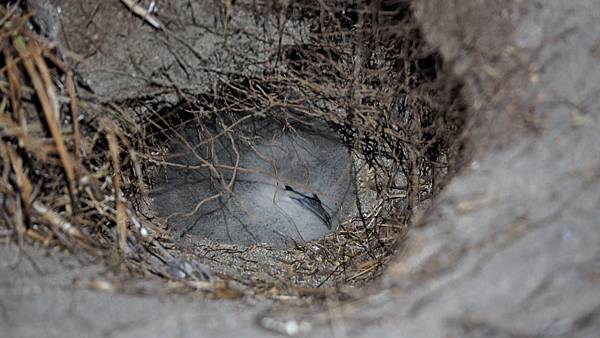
(2, 0, 600, 337)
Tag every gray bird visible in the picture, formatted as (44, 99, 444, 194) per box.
(284, 185, 333, 229)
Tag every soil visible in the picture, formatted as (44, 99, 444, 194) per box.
(3, 0, 600, 337)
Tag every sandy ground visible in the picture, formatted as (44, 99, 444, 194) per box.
(0, 244, 275, 338)
(3, 0, 600, 337)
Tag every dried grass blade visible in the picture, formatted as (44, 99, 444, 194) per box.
(107, 130, 128, 253)
(5, 144, 33, 209)
(0, 115, 49, 161)
(5, 50, 27, 134)
(31, 200, 90, 245)
(66, 70, 81, 179)
(3, 143, 30, 256)
(0, 141, 10, 192)
(120, 0, 163, 29)
(13, 35, 78, 209)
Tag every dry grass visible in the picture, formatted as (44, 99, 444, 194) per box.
(134, 0, 466, 294)
(0, 6, 142, 260)
(0, 1, 466, 301)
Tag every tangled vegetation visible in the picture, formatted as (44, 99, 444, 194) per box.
(0, 1, 465, 300)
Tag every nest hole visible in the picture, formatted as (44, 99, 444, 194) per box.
(0, 0, 467, 301)
(125, 1, 468, 299)
(133, 20, 466, 295)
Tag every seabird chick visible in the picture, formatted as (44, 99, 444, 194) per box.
(284, 185, 332, 229)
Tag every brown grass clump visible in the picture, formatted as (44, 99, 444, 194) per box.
(0, 6, 146, 261)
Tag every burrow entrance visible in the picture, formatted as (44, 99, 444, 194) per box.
(0, 0, 466, 301)
(130, 1, 466, 297)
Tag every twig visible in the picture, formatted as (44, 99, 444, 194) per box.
(66, 71, 82, 182)
(120, 0, 163, 30)
(31, 200, 90, 245)
(14, 37, 78, 212)
(106, 127, 129, 253)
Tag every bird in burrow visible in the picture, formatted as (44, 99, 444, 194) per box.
(284, 185, 333, 229)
